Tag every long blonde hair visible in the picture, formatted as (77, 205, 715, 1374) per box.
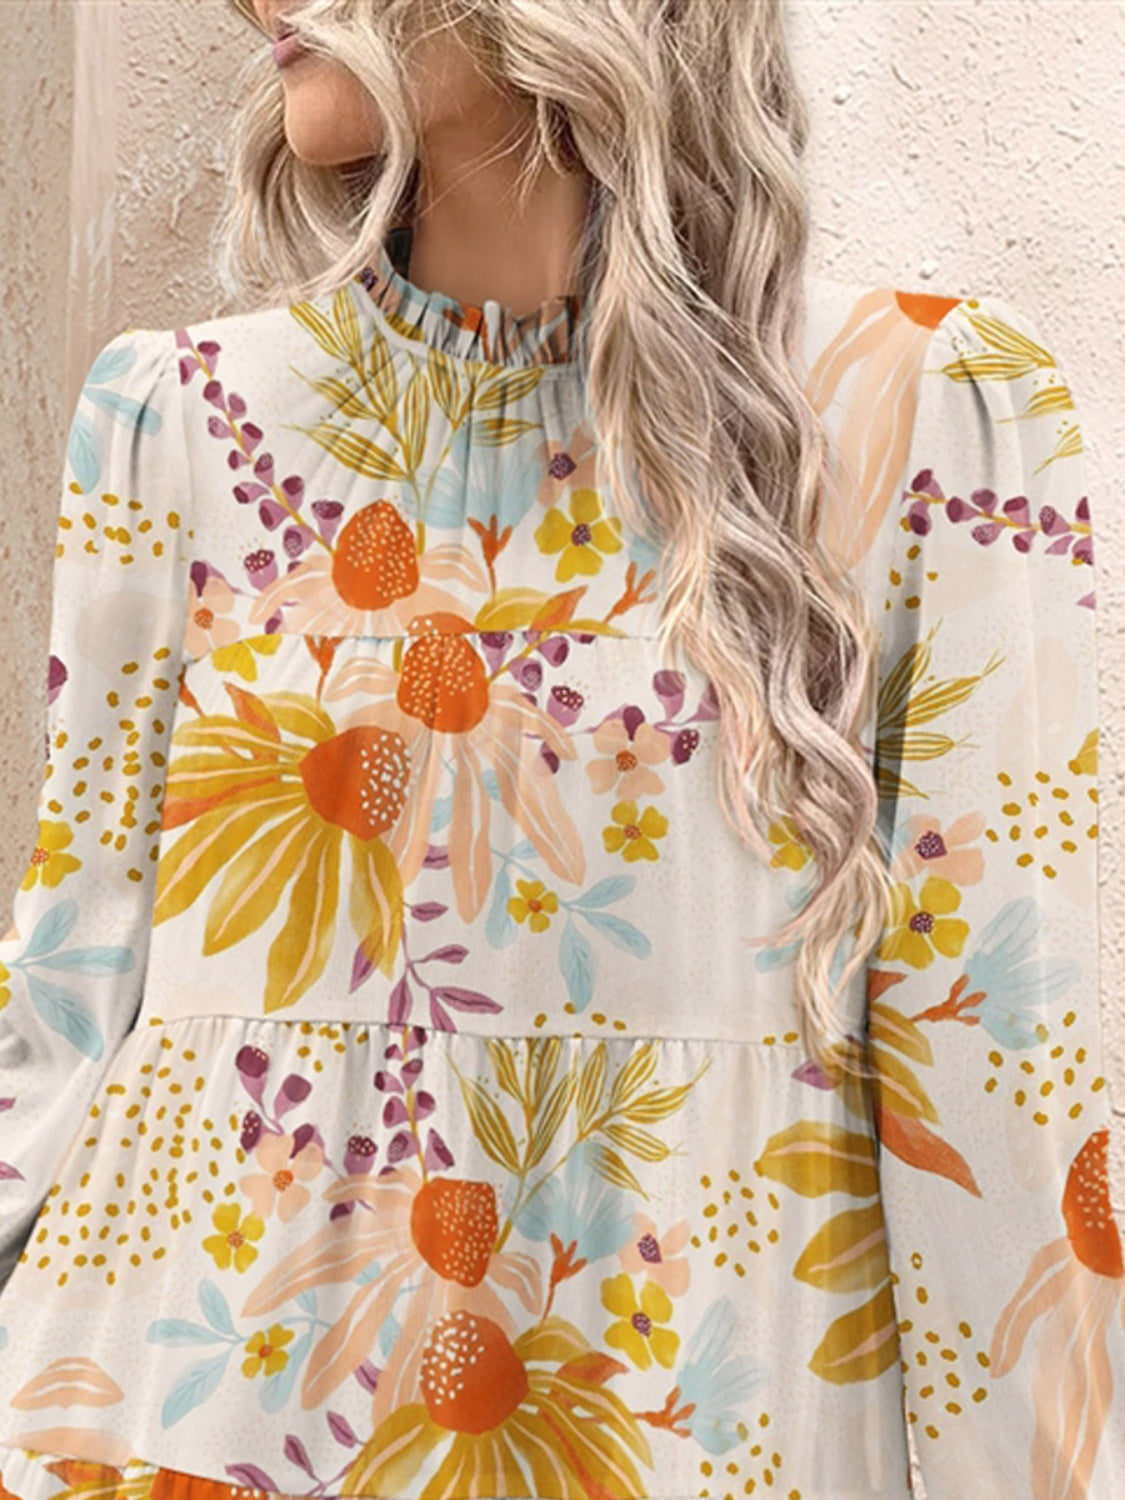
(214, 0, 892, 1082)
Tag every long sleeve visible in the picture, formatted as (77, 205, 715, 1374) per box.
(0, 326, 192, 1295)
(868, 292, 1123, 1497)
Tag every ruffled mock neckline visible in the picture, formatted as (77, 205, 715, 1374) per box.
(354, 225, 584, 370)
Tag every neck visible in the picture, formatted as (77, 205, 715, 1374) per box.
(404, 127, 594, 319)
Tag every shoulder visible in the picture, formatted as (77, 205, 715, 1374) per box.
(801, 273, 1069, 569)
(800, 271, 1058, 404)
(118, 293, 344, 414)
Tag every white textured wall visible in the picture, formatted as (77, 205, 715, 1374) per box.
(1, 5, 1122, 1466)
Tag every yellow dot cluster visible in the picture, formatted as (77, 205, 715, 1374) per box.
(551, 1003, 631, 1033)
(693, 1166, 782, 1272)
(58, 486, 183, 568)
(884, 540, 938, 613)
(985, 765, 1097, 880)
(982, 1011, 1105, 1124)
(891, 1253, 991, 1444)
(291, 1016, 372, 1067)
(24, 1019, 382, 1291)
(45, 690, 179, 886)
(24, 1036, 217, 1289)
(699, 1410, 799, 1497)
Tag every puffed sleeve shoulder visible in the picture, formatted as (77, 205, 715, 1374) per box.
(0, 326, 192, 1294)
(865, 290, 1123, 1497)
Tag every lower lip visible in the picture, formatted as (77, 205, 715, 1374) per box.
(272, 33, 309, 66)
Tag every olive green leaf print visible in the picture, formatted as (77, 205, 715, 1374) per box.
(455, 1038, 709, 1252)
(288, 287, 545, 551)
(932, 302, 1082, 478)
(874, 622, 1003, 799)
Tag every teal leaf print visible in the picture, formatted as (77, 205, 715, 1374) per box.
(67, 411, 100, 495)
(260, 1329, 312, 1413)
(962, 896, 1080, 1049)
(22, 900, 79, 960)
(69, 338, 163, 494)
(199, 1277, 238, 1336)
(571, 875, 636, 909)
(429, 792, 453, 832)
(378, 1310, 401, 1359)
(559, 914, 596, 1010)
(676, 1295, 769, 1457)
(161, 1349, 232, 1427)
(26, 975, 104, 1059)
(486, 867, 519, 949)
(148, 1319, 227, 1348)
(578, 908, 651, 958)
(32, 945, 135, 974)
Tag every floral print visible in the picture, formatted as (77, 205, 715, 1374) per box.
(0, 242, 1119, 1500)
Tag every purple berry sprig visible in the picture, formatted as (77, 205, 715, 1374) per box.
(905, 467, 1092, 564)
(373, 1022, 454, 1179)
(174, 328, 349, 594)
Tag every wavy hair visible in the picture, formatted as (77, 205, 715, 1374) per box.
(215, 0, 893, 1082)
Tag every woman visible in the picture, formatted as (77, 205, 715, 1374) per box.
(0, 1, 1118, 1497)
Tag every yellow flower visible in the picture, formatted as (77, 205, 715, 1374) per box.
(533, 487, 623, 582)
(507, 878, 559, 932)
(876, 876, 969, 969)
(0, 961, 9, 1011)
(202, 1201, 265, 1273)
(241, 1322, 295, 1379)
(602, 801, 668, 863)
(600, 1272, 679, 1370)
(767, 816, 811, 871)
(21, 819, 81, 890)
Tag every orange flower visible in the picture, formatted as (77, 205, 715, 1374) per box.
(157, 684, 410, 1012)
(247, 498, 487, 637)
(322, 611, 586, 922)
(990, 1128, 1123, 1491)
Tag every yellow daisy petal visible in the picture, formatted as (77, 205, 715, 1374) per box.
(534, 508, 574, 554)
(563, 543, 604, 578)
(605, 1319, 652, 1370)
(648, 1325, 680, 1369)
(213, 1202, 241, 1234)
(242, 1213, 266, 1242)
(637, 806, 668, 839)
(234, 1241, 260, 1274)
(589, 517, 624, 554)
(622, 837, 658, 862)
(920, 876, 961, 916)
(639, 1278, 673, 1323)
(600, 1272, 639, 1318)
(568, 487, 603, 524)
(932, 917, 969, 959)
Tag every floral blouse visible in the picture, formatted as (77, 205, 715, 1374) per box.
(0, 228, 1120, 1500)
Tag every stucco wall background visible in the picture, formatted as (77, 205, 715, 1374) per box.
(0, 5, 1122, 1484)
